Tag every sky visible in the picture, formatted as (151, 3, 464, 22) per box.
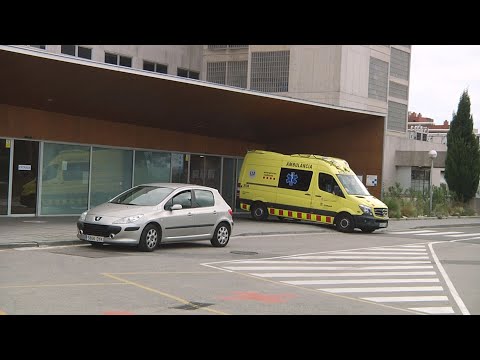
(409, 45, 480, 130)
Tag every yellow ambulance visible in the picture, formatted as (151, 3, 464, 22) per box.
(237, 150, 388, 232)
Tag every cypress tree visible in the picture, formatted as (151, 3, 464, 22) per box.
(445, 90, 480, 202)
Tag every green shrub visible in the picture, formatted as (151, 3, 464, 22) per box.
(434, 203, 449, 218)
(384, 197, 401, 218)
(401, 201, 417, 217)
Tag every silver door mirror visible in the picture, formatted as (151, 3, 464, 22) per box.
(171, 204, 183, 211)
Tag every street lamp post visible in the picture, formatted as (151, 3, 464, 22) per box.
(429, 150, 438, 215)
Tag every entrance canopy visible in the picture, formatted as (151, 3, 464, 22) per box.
(0, 46, 384, 144)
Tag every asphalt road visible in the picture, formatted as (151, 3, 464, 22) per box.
(0, 225, 479, 315)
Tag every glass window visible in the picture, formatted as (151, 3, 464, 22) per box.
(194, 189, 215, 207)
(30, 45, 46, 50)
(134, 151, 171, 186)
(189, 71, 199, 80)
(0, 139, 11, 215)
(177, 68, 189, 78)
(90, 147, 133, 207)
(251, 51, 290, 92)
(171, 153, 188, 183)
(119, 56, 132, 67)
(156, 64, 168, 74)
(78, 46, 92, 60)
(337, 174, 370, 196)
(143, 61, 155, 72)
(278, 168, 312, 191)
(41, 143, 90, 215)
(61, 45, 76, 56)
(105, 52, 118, 65)
(204, 156, 221, 189)
(110, 185, 173, 206)
(167, 190, 192, 209)
(318, 173, 341, 195)
(222, 158, 235, 209)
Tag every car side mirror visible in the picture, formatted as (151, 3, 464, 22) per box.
(171, 204, 183, 211)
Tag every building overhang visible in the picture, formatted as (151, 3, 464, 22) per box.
(0, 46, 385, 144)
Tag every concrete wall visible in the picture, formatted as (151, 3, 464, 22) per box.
(0, 104, 262, 157)
(383, 134, 447, 189)
(45, 45, 203, 76)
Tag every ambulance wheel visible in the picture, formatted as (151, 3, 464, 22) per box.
(251, 202, 268, 221)
(335, 213, 354, 233)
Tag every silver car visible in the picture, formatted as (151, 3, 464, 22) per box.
(76, 183, 234, 251)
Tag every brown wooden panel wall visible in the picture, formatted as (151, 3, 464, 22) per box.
(266, 118, 385, 198)
(0, 104, 263, 157)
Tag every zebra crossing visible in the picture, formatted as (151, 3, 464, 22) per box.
(205, 244, 462, 315)
(384, 229, 480, 240)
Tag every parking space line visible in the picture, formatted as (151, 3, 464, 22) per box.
(108, 271, 224, 275)
(102, 273, 229, 315)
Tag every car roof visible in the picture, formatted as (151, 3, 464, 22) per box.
(138, 183, 218, 191)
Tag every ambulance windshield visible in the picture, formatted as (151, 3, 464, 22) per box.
(337, 174, 370, 196)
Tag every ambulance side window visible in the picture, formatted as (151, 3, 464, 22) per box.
(277, 168, 312, 191)
(318, 173, 344, 197)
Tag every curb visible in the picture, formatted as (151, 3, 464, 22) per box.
(0, 240, 84, 249)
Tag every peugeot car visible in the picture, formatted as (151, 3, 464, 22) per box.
(77, 183, 234, 251)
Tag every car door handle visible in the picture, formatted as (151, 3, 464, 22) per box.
(187, 212, 193, 216)
(315, 195, 322, 198)
(213, 211, 217, 214)
(305, 194, 311, 196)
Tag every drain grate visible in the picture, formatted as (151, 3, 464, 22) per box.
(230, 251, 258, 255)
(171, 302, 214, 311)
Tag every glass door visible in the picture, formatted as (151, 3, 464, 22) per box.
(11, 140, 39, 215)
(0, 139, 11, 215)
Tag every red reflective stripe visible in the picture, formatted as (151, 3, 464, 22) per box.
(269, 208, 275, 215)
(326, 216, 332, 223)
(306, 213, 311, 220)
(297, 212, 302, 218)
(279, 210, 283, 216)
(316, 215, 321, 221)
(288, 211, 292, 217)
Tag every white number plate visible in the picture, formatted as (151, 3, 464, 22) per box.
(86, 234, 104, 242)
(379, 223, 387, 228)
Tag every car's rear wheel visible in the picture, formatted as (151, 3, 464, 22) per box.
(138, 224, 160, 252)
(251, 202, 268, 221)
(210, 222, 230, 247)
(335, 213, 354, 233)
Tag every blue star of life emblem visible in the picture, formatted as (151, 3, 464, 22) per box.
(286, 172, 298, 186)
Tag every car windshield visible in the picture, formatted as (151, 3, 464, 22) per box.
(109, 186, 174, 206)
(337, 174, 370, 196)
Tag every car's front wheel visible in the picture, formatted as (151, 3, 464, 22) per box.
(138, 224, 160, 252)
(210, 222, 230, 247)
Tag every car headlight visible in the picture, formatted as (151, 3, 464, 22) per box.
(113, 214, 144, 224)
(359, 205, 373, 216)
(79, 211, 88, 221)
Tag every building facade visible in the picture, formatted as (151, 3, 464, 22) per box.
(1, 44, 412, 216)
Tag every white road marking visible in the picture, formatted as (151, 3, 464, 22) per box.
(400, 245, 428, 248)
(362, 296, 449, 302)
(387, 230, 436, 235)
(451, 236, 480, 242)
(223, 265, 433, 271)
(250, 271, 437, 277)
(328, 251, 428, 255)
(283, 278, 440, 285)
(363, 248, 427, 252)
(319, 286, 444, 293)
(408, 307, 455, 314)
(227, 261, 432, 265)
(289, 256, 429, 260)
(223, 264, 433, 270)
(428, 241, 470, 315)
(416, 231, 464, 236)
(446, 233, 480, 237)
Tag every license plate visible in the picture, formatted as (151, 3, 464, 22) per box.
(379, 223, 387, 228)
(86, 234, 104, 242)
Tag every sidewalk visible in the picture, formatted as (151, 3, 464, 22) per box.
(0, 213, 479, 249)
